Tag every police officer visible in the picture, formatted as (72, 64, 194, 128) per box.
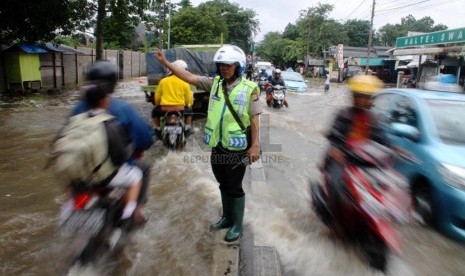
(154, 45, 262, 242)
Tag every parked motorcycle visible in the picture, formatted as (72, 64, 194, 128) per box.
(161, 111, 185, 150)
(271, 85, 286, 109)
(310, 140, 411, 271)
(59, 183, 135, 266)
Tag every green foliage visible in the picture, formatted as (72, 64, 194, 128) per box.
(0, 0, 92, 44)
(197, 0, 259, 53)
(52, 35, 87, 48)
(102, 0, 140, 49)
(343, 20, 370, 47)
(170, 6, 227, 45)
(377, 14, 448, 46)
(255, 32, 303, 67)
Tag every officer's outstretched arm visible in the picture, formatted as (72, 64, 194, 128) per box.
(154, 48, 200, 87)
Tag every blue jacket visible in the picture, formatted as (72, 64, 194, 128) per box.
(72, 98, 154, 163)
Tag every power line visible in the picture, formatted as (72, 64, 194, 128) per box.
(376, 0, 432, 13)
(377, 0, 459, 15)
(343, 0, 369, 21)
(374, 0, 460, 27)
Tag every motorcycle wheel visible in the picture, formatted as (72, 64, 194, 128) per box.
(412, 183, 435, 227)
(175, 134, 185, 150)
(310, 181, 331, 226)
(360, 232, 388, 272)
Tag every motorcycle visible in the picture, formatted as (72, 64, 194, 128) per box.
(257, 76, 268, 93)
(161, 110, 186, 150)
(59, 183, 135, 266)
(310, 140, 411, 271)
(271, 85, 286, 109)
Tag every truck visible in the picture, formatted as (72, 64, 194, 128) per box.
(142, 46, 220, 113)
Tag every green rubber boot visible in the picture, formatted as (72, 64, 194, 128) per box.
(210, 191, 233, 231)
(224, 196, 245, 242)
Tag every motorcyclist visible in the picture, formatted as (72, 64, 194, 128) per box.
(152, 59, 194, 138)
(325, 75, 388, 234)
(257, 68, 268, 79)
(245, 63, 254, 81)
(266, 69, 289, 107)
(71, 61, 154, 224)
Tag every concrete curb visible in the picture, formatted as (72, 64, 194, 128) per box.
(249, 160, 283, 276)
(211, 160, 282, 276)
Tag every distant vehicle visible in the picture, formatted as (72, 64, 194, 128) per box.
(143, 47, 215, 113)
(344, 65, 362, 80)
(373, 69, 396, 83)
(270, 84, 286, 109)
(280, 71, 308, 93)
(371, 88, 465, 242)
(255, 61, 272, 72)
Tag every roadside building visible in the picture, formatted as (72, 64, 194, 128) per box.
(391, 27, 465, 90)
(327, 46, 395, 82)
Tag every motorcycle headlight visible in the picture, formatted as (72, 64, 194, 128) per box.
(438, 163, 465, 190)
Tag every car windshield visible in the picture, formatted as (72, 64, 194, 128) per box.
(427, 99, 465, 145)
(281, 71, 304, 82)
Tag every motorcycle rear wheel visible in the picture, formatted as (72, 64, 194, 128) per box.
(310, 181, 331, 226)
(359, 232, 388, 272)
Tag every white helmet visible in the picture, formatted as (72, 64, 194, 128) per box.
(213, 45, 246, 76)
(274, 69, 281, 74)
(171, 59, 188, 70)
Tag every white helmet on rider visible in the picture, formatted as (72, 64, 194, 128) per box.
(171, 59, 188, 70)
(274, 69, 282, 75)
(213, 45, 246, 77)
(168, 59, 188, 75)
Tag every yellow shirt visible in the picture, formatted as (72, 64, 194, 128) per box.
(154, 75, 193, 107)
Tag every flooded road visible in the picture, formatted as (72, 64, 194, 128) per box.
(1, 79, 464, 275)
(249, 81, 465, 276)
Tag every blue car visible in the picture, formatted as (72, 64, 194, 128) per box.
(371, 88, 465, 242)
(280, 71, 308, 93)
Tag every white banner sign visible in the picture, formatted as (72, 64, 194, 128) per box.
(337, 44, 344, 69)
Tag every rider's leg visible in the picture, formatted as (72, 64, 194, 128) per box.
(152, 106, 162, 138)
(184, 107, 194, 136)
(108, 163, 143, 220)
(134, 160, 151, 222)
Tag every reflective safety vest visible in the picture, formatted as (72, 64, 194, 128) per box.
(204, 76, 257, 151)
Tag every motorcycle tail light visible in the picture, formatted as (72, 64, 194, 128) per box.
(73, 193, 91, 210)
(167, 116, 177, 124)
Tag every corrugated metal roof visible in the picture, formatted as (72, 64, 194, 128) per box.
(18, 44, 48, 54)
(44, 43, 86, 54)
(2, 44, 48, 54)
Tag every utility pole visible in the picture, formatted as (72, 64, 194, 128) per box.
(365, 0, 375, 74)
(158, 2, 164, 48)
(167, 0, 171, 49)
(305, 14, 311, 76)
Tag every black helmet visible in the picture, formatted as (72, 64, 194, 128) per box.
(86, 60, 118, 93)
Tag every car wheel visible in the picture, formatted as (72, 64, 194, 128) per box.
(413, 184, 435, 227)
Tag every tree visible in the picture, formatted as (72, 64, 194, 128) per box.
(0, 0, 91, 45)
(94, 0, 154, 59)
(102, 0, 143, 50)
(377, 14, 448, 46)
(169, 6, 227, 45)
(343, 20, 370, 47)
(298, 3, 343, 57)
(283, 24, 300, 41)
(178, 0, 192, 9)
(198, 0, 259, 53)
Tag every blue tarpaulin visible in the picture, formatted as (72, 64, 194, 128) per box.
(16, 44, 48, 54)
(2, 44, 47, 54)
(146, 47, 217, 85)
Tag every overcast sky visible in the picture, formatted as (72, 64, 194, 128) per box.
(189, 0, 465, 41)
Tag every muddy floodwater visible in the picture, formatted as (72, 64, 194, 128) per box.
(1, 79, 465, 276)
